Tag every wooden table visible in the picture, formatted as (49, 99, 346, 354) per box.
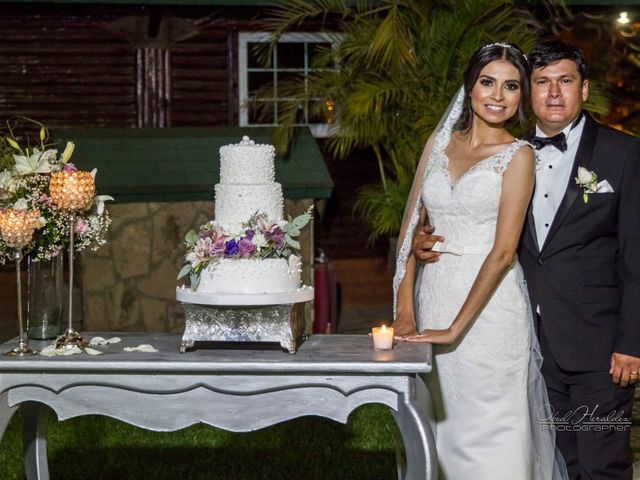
(0, 333, 436, 479)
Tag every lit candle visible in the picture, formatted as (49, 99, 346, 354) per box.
(49, 170, 95, 210)
(0, 209, 40, 248)
(372, 325, 394, 351)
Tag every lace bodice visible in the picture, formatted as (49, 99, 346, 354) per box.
(422, 131, 529, 248)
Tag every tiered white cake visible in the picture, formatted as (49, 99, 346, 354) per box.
(197, 136, 302, 295)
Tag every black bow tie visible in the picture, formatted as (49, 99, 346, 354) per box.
(530, 132, 568, 152)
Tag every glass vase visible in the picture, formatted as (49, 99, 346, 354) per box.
(27, 254, 64, 340)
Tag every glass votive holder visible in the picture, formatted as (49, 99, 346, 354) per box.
(371, 325, 394, 351)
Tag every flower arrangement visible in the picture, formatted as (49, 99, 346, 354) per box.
(178, 207, 313, 289)
(0, 118, 113, 263)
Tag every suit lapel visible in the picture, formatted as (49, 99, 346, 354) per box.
(522, 128, 540, 253)
(540, 114, 598, 253)
(525, 201, 540, 252)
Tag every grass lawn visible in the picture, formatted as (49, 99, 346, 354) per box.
(0, 404, 398, 479)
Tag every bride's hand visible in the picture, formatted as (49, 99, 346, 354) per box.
(392, 311, 418, 337)
(401, 327, 458, 345)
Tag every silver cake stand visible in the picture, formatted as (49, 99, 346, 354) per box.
(176, 286, 314, 354)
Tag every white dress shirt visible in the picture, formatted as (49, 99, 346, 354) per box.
(531, 116, 585, 249)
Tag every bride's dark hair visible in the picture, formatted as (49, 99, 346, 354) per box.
(456, 43, 530, 131)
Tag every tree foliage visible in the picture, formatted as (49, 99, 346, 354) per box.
(258, 0, 601, 241)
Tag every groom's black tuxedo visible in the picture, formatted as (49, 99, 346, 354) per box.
(520, 113, 640, 479)
(520, 113, 640, 371)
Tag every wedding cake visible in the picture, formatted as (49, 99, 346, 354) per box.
(179, 136, 310, 296)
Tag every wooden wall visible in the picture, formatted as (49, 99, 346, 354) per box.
(0, 4, 265, 128)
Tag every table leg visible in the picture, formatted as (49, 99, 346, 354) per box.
(0, 391, 18, 444)
(392, 376, 438, 480)
(22, 402, 50, 480)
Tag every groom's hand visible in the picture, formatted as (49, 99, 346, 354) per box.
(412, 225, 444, 263)
(610, 352, 640, 387)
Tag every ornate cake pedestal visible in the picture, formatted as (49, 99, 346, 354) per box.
(176, 286, 314, 354)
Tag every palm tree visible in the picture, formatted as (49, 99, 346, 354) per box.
(257, 0, 603, 241)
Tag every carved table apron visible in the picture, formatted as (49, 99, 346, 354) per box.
(0, 333, 436, 480)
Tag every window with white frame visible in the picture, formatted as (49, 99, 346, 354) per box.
(238, 32, 338, 137)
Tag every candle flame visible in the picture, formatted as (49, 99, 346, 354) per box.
(381, 325, 387, 332)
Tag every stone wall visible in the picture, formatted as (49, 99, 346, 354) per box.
(80, 199, 314, 333)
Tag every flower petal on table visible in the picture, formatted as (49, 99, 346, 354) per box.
(123, 344, 158, 353)
(39, 345, 58, 357)
(60, 346, 83, 356)
(89, 336, 121, 346)
(85, 347, 104, 356)
(40, 345, 83, 356)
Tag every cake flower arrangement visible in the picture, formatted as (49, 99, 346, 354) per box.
(178, 207, 313, 290)
(0, 118, 113, 264)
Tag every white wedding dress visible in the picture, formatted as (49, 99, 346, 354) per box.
(393, 88, 567, 480)
(419, 132, 534, 479)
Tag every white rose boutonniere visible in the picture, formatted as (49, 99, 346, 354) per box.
(575, 166, 598, 203)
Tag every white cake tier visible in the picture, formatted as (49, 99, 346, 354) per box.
(197, 256, 302, 294)
(176, 285, 314, 306)
(214, 183, 283, 226)
(219, 136, 276, 184)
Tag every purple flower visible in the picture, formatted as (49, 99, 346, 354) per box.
(224, 239, 239, 257)
(244, 228, 255, 240)
(210, 236, 226, 256)
(238, 238, 256, 258)
(265, 227, 285, 250)
(62, 163, 78, 173)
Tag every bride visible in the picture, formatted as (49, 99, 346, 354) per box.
(392, 43, 568, 479)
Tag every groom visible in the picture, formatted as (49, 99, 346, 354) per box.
(411, 40, 640, 479)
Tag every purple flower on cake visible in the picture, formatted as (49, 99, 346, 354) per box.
(238, 238, 256, 258)
(265, 226, 285, 250)
(210, 236, 226, 256)
(245, 228, 255, 240)
(224, 239, 239, 256)
(62, 163, 78, 173)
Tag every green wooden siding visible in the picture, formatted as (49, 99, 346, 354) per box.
(54, 127, 333, 203)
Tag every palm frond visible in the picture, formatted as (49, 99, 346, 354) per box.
(258, 0, 552, 240)
(367, 5, 416, 70)
(584, 80, 611, 117)
(354, 178, 412, 242)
